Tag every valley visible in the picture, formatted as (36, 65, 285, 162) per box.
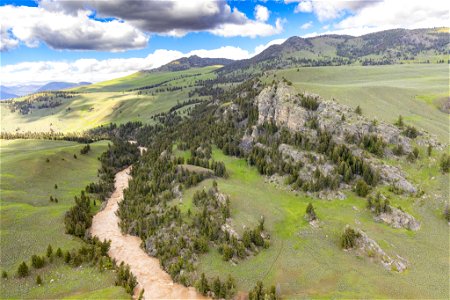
(0, 26, 449, 300)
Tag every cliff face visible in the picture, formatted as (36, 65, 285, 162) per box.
(255, 83, 426, 154)
(248, 82, 442, 195)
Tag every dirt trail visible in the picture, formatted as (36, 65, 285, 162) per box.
(91, 166, 204, 299)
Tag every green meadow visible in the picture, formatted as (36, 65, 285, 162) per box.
(0, 66, 218, 133)
(177, 146, 449, 298)
(274, 64, 449, 143)
(0, 139, 129, 299)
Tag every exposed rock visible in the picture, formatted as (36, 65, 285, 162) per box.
(374, 206, 420, 231)
(221, 222, 239, 239)
(318, 190, 346, 200)
(347, 227, 408, 272)
(375, 162, 417, 194)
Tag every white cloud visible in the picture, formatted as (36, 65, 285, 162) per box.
(300, 21, 313, 29)
(302, 0, 448, 37)
(210, 17, 284, 38)
(288, 0, 377, 22)
(1, 39, 289, 85)
(295, 1, 313, 13)
(0, 5, 148, 52)
(255, 5, 270, 22)
(1, 1, 284, 51)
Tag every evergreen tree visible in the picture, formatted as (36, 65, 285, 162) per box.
(355, 105, 362, 115)
(439, 154, 450, 173)
(213, 277, 222, 298)
(17, 261, 29, 277)
(197, 273, 209, 295)
(395, 115, 404, 128)
(306, 203, 317, 221)
(46, 245, 53, 257)
(2, 271, 8, 279)
(56, 248, 63, 257)
(36, 275, 42, 285)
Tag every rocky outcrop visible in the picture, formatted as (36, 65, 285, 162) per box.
(255, 83, 442, 155)
(375, 206, 420, 231)
(346, 227, 408, 272)
(278, 143, 335, 180)
(252, 83, 429, 194)
(372, 161, 417, 194)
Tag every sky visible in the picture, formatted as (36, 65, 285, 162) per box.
(1, 0, 448, 86)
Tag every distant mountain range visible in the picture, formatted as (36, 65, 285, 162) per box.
(0, 82, 91, 100)
(221, 27, 449, 72)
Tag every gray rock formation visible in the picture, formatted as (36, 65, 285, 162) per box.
(347, 227, 408, 272)
(375, 206, 420, 231)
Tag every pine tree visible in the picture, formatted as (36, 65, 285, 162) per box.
(427, 144, 433, 157)
(56, 248, 63, 257)
(2, 271, 8, 279)
(17, 261, 29, 277)
(46, 245, 53, 257)
(213, 277, 222, 298)
(306, 203, 317, 221)
(36, 275, 42, 285)
(197, 273, 209, 295)
(395, 115, 404, 128)
(355, 105, 362, 115)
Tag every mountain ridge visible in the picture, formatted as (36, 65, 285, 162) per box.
(221, 27, 449, 72)
(145, 55, 234, 73)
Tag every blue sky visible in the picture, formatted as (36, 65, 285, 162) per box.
(1, 0, 447, 85)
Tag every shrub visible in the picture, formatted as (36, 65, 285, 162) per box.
(444, 205, 450, 222)
(439, 154, 450, 173)
(355, 105, 362, 115)
(340, 227, 361, 249)
(36, 275, 42, 285)
(403, 125, 419, 139)
(393, 144, 404, 156)
(31, 255, 45, 269)
(355, 180, 370, 197)
(300, 95, 320, 111)
(2, 271, 8, 279)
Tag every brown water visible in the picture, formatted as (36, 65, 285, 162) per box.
(91, 166, 204, 299)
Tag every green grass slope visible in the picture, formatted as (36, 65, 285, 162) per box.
(274, 64, 449, 143)
(0, 66, 218, 133)
(75, 66, 219, 93)
(176, 147, 449, 298)
(0, 139, 128, 299)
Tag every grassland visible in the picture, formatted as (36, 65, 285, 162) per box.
(176, 147, 449, 298)
(273, 64, 449, 143)
(0, 139, 129, 299)
(0, 66, 218, 133)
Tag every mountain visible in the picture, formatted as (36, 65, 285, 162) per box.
(1, 84, 41, 99)
(37, 81, 91, 92)
(148, 55, 234, 72)
(0, 82, 91, 100)
(222, 27, 449, 72)
(0, 90, 18, 100)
